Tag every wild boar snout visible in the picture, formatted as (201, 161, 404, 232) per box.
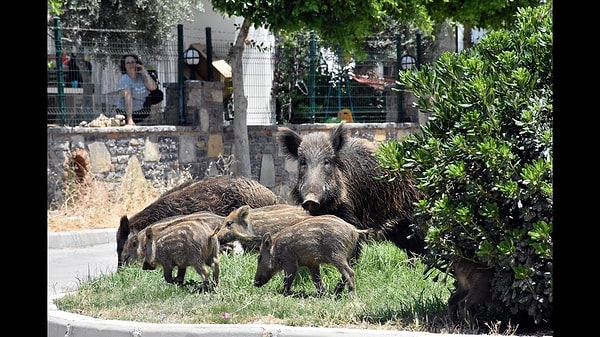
(301, 193, 320, 212)
(253, 277, 267, 287)
(142, 260, 155, 270)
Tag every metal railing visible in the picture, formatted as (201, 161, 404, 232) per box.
(47, 22, 420, 126)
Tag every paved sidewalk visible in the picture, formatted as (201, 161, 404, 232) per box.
(48, 228, 117, 296)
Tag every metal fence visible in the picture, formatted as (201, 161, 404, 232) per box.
(47, 24, 419, 126)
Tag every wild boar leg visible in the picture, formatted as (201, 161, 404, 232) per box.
(210, 258, 219, 289)
(307, 266, 325, 296)
(162, 263, 177, 284)
(448, 286, 469, 323)
(173, 266, 187, 285)
(193, 265, 212, 292)
(334, 279, 346, 294)
(282, 267, 298, 296)
(334, 263, 355, 295)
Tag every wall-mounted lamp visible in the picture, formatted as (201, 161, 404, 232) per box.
(400, 54, 416, 71)
(183, 47, 201, 80)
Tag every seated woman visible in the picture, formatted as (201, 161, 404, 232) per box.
(115, 54, 157, 126)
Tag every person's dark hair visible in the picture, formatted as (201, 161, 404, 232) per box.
(120, 54, 141, 74)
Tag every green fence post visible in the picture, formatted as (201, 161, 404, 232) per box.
(54, 17, 66, 126)
(177, 24, 185, 125)
(309, 31, 316, 123)
(396, 34, 404, 123)
(416, 33, 422, 69)
(206, 27, 213, 81)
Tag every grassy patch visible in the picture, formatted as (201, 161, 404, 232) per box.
(54, 240, 503, 333)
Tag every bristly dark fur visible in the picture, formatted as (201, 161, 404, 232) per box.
(219, 204, 311, 252)
(448, 259, 494, 326)
(116, 175, 280, 268)
(254, 214, 369, 296)
(121, 211, 225, 267)
(277, 123, 425, 257)
(142, 219, 221, 291)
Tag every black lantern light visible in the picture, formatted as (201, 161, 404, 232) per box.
(183, 47, 201, 80)
(400, 54, 416, 71)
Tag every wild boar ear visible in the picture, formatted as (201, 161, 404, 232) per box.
(262, 232, 272, 247)
(146, 229, 153, 240)
(277, 127, 301, 160)
(210, 224, 221, 237)
(331, 122, 348, 152)
(240, 205, 251, 220)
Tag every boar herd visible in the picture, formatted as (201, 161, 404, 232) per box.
(114, 123, 493, 322)
(116, 175, 280, 267)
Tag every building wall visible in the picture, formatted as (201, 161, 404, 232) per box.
(180, 0, 239, 47)
(182, 1, 276, 126)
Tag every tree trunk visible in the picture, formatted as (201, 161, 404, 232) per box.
(462, 23, 473, 50)
(231, 18, 252, 177)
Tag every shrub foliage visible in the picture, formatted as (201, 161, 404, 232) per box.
(375, 4, 552, 327)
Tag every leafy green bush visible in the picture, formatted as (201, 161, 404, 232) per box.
(375, 4, 552, 328)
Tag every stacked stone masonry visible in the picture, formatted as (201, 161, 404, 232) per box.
(47, 81, 423, 206)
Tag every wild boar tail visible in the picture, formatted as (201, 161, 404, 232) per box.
(350, 237, 366, 264)
(350, 228, 371, 263)
(357, 228, 374, 240)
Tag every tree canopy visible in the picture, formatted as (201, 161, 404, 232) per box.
(49, 0, 548, 54)
(211, 0, 433, 54)
(211, 0, 547, 54)
(423, 0, 545, 29)
(47, 0, 205, 52)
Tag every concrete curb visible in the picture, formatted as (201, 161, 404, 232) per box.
(48, 228, 116, 249)
(48, 294, 462, 337)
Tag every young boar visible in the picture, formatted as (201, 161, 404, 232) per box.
(219, 204, 311, 252)
(277, 122, 425, 258)
(447, 259, 494, 325)
(253, 215, 370, 296)
(142, 219, 221, 292)
(117, 175, 280, 268)
(121, 211, 224, 266)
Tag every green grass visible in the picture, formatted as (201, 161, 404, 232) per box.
(53, 240, 501, 333)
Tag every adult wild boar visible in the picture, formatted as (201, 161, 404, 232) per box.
(219, 204, 311, 252)
(121, 211, 224, 266)
(116, 175, 280, 268)
(142, 219, 221, 292)
(447, 258, 494, 325)
(253, 214, 370, 296)
(277, 122, 424, 257)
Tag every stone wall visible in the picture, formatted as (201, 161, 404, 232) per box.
(47, 80, 423, 207)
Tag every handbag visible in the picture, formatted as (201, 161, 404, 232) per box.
(143, 70, 164, 108)
(144, 88, 164, 108)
